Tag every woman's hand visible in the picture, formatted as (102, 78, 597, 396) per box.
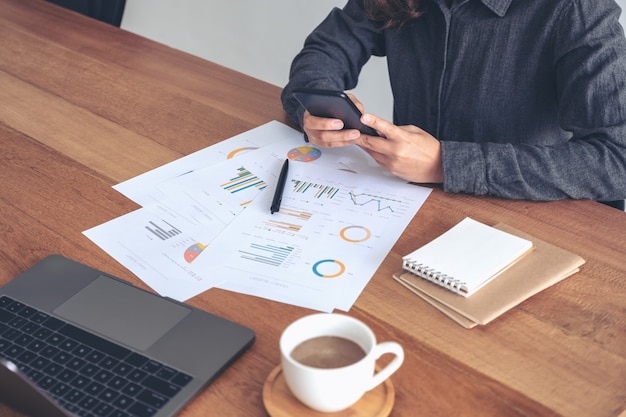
(301, 94, 443, 184)
(301, 93, 364, 147)
(356, 113, 444, 184)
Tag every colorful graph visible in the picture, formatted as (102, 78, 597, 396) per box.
(287, 146, 322, 162)
(312, 259, 346, 278)
(220, 167, 267, 193)
(226, 147, 258, 159)
(292, 180, 340, 199)
(278, 208, 313, 221)
(184, 243, 206, 263)
(339, 226, 372, 243)
(239, 243, 295, 267)
(348, 191, 400, 212)
(263, 219, 302, 233)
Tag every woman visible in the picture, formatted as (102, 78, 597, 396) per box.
(281, 0, 626, 207)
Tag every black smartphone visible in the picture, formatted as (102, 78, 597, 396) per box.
(292, 88, 379, 136)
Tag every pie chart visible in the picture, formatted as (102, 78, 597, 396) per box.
(339, 226, 372, 243)
(312, 259, 346, 278)
(184, 243, 206, 263)
(226, 147, 257, 159)
(287, 146, 322, 162)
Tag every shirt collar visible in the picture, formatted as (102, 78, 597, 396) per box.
(479, 0, 513, 17)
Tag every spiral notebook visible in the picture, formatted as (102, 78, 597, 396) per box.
(394, 222, 585, 328)
(402, 217, 534, 297)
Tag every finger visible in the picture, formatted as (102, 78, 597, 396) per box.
(303, 111, 344, 132)
(309, 129, 361, 148)
(360, 113, 396, 138)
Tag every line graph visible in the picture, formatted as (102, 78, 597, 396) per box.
(348, 191, 402, 212)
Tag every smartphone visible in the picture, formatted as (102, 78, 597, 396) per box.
(292, 88, 379, 136)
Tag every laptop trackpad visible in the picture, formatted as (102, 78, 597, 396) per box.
(54, 276, 190, 351)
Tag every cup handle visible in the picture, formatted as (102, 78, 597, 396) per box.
(365, 341, 404, 391)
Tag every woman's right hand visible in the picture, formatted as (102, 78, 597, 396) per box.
(302, 93, 366, 148)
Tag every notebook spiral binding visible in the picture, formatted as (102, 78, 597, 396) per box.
(402, 260, 468, 295)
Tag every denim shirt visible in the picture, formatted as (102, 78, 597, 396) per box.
(281, 0, 626, 201)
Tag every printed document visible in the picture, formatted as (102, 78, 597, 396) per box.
(84, 121, 431, 311)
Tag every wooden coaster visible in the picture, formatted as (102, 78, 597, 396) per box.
(262, 365, 395, 417)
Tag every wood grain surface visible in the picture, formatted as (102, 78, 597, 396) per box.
(0, 1, 624, 416)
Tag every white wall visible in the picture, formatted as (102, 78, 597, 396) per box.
(120, 0, 394, 121)
(121, 0, 626, 124)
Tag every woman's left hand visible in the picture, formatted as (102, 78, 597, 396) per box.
(356, 113, 444, 184)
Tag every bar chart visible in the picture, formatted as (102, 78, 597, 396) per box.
(220, 166, 267, 194)
(145, 220, 182, 241)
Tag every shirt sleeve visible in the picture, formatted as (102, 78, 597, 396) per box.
(443, 0, 626, 202)
(281, 0, 385, 129)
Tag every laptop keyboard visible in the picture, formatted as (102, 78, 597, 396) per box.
(0, 296, 193, 417)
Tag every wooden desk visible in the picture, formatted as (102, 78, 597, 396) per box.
(1, 1, 625, 416)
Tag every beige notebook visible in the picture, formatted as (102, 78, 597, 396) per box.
(394, 223, 585, 328)
(402, 217, 534, 297)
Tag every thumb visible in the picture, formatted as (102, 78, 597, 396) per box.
(361, 113, 394, 138)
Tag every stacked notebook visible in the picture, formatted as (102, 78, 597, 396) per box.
(394, 218, 585, 329)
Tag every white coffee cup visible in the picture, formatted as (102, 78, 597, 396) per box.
(280, 313, 404, 413)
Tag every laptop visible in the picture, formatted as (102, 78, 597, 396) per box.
(0, 255, 255, 417)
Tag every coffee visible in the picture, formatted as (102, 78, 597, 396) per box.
(291, 335, 366, 369)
